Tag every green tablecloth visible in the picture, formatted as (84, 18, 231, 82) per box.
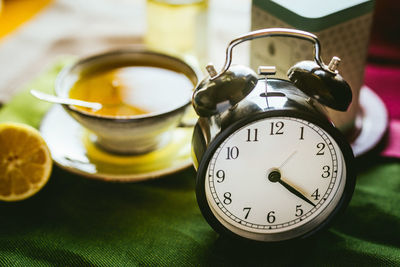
(0, 61, 399, 266)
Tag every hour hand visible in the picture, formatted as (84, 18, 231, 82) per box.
(268, 170, 315, 207)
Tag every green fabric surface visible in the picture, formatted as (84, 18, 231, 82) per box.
(0, 61, 399, 266)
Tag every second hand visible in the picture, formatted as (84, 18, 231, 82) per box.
(279, 150, 298, 169)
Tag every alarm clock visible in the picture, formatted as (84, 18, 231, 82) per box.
(191, 28, 356, 242)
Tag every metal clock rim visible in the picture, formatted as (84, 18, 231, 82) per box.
(195, 109, 356, 243)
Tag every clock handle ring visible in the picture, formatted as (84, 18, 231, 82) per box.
(209, 28, 333, 80)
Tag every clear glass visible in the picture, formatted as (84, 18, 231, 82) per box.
(145, 0, 209, 70)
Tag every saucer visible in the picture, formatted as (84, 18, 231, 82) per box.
(40, 105, 194, 182)
(351, 86, 389, 157)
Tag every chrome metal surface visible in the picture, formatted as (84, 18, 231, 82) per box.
(210, 28, 336, 80)
(258, 65, 277, 75)
(205, 63, 218, 78)
(327, 56, 341, 73)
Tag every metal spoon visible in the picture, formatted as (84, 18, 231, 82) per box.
(30, 89, 102, 111)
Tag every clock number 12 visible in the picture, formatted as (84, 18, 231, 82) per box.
(270, 121, 284, 135)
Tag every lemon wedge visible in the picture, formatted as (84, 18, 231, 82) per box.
(0, 122, 52, 201)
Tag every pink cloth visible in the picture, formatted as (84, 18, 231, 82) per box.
(364, 61, 400, 158)
(364, 1, 400, 158)
(365, 64, 400, 120)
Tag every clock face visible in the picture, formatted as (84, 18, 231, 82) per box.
(204, 116, 347, 241)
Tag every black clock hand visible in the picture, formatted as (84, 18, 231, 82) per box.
(268, 170, 316, 207)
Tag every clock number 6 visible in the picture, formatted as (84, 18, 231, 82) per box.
(267, 211, 276, 223)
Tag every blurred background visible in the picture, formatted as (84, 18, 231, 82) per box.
(0, 0, 251, 103)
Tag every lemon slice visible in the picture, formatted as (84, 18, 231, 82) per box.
(0, 122, 52, 201)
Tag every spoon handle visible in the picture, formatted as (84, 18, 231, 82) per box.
(30, 90, 102, 111)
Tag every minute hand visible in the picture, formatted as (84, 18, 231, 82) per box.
(268, 171, 315, 207)
(278, 179, 316, 207)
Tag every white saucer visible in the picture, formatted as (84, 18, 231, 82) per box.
(40, 105, 194, 182)
(351, 86, 389, 156)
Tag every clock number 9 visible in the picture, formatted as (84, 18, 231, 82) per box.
(216, 170, 225, 183)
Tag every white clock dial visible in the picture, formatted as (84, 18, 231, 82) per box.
(205, 117, 346, 241)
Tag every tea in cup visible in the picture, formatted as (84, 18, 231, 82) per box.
(55, 49, 199, 154)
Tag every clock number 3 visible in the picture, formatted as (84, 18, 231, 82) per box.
(322, 165, 331, 178)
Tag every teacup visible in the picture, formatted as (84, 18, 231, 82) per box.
(55, 49, 199, 154)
